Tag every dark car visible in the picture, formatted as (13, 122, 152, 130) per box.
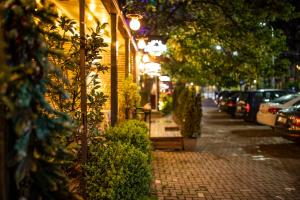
(225, 92, 244, 117)
(216, 90, 230, 105)
(275, 105, 300, 139)
(235, 89, 289, 122)
(218, 91, 240, 112)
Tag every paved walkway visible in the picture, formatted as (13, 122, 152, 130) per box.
(151, 99, 300, 200)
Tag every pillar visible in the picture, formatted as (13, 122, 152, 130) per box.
(110, 13, 118, 126)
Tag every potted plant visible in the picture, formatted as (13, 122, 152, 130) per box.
(175, 86, 202, 151)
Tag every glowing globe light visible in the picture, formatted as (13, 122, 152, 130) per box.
(126, 14, 142, 31)
(142, 54, 150, 63)
(137, 38, 146, 49)
(129, 18, 141, 31)
(215, 45, 222, 50)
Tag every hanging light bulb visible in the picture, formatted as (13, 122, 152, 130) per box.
(126, 14, 142, 31)
(129, 18, 140, 31)
(137, 38, 147, 49)
(142, 54, 150, 63)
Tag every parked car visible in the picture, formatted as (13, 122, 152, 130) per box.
(216, 90, 230, 105)
(218, 91, 240, 112)
(256, 93, 300, 127)
(275, 105, 300, 139)
(235, 89, 289, 122)
(223, 92, 244, 117)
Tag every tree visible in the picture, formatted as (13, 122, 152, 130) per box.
(127, 0, 296, 87)
(0, 1, 79, 199)
(44, 16, 108, 136)
(42, 14, 109, 194)
(119, 75, 141, 120)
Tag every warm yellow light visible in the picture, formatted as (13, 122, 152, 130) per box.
(90, 4, 96, 12)
(137, 38, 146, 49)
(88, 14, 93, 21)
(129, 18, 141, 31)
(142, 54, 150, 63)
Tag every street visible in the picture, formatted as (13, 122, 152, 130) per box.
(151, 99, 300, 200)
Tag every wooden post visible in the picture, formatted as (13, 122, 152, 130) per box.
(111, 13, 118, 126)
(125, 38, 130, 78)
(132, 49, 137, 82)
(79, 0, 87, 197)
(156, 76, 160, 110)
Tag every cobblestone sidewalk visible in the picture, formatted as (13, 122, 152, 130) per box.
(151, 99, 300, 200)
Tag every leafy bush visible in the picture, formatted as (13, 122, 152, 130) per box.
(181, 87, 202, 137)
(104, 120, 151, 158)
(174, 86, 202, 138)
(159, 94, 173, 116)
(85, 141, 152, 200)
(120, 76, 141, 120)
(44, 16, 108, 135)
(174, 86, 189, 124)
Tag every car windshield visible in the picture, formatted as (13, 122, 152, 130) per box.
(256, 91, 288, 102)
(238, 92, 249, 101)
(271, 94, 300, 104)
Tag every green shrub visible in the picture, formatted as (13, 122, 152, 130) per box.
(174, 86, 202, 138)
(181, 88, 202, 137)
(120, 76, 141, 120)
(85, 141, 152, 200)
(159, 94, 173, 116)
(174, 87, 189, 124)
(104, 120, 151, 159)
(118, 119, 149, 133)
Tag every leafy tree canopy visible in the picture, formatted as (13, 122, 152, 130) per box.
(127, 0, 297, 87)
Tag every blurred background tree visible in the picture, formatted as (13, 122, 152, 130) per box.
(124, 0, 297, 88)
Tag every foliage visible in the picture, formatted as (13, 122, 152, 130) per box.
(86, 119, 152, 199)
(0, 1, 79, 199)
(174, 86, 202, 138)
(44, 15, 108, 136)
(104, 120, 151, 158)
(181, 88, 202, 138)
(42, 14, 109, 194)
(174, 85, 189, 124)
(120, 75, 141, 120)
(128, 0, 296, 87)
(159, 93, 173, 116)
(85, 141, 152, 200)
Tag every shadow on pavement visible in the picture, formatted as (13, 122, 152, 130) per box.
(231, 128, 277, 137)
(204, 115, 232, 119)
(245, 143, 300, 159)
(205, 120, 251, 126)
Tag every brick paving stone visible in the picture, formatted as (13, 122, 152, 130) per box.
(151, 99, 300, 200)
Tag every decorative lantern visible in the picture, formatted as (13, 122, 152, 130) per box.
(137, 38, 147, 49)
(126, 14, 142, 31)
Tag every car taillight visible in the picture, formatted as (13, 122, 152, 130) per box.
(227, 101, 236, 107)
(291, 116, 300, 126)
(268, 107, 281, 114)
(245, 103, 250, 113)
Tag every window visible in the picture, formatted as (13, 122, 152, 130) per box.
(272, 94, 300, 104)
